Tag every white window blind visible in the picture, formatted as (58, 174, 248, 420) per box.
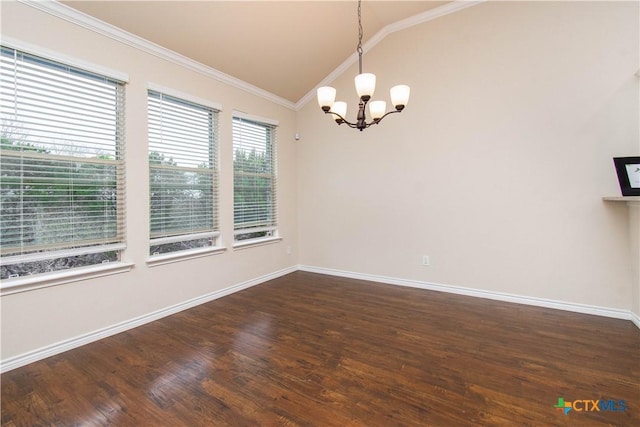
(0, 46, 126, 279)
(148, 90, 219, 255)
(232, 116, 277, 241)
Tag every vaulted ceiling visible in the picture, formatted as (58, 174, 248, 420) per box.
(60, 1, 451, 104)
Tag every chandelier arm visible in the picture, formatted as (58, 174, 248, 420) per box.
(323, 109, 403, 131)
(322, 110, 359, 128)
(371, 109, 401, 124)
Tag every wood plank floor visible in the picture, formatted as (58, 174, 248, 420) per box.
(2, 271, 639, 426)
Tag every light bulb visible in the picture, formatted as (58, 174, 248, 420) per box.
(390, 85, 410, 110)
(330, 101, 347, 123)
(369, 101, 386, 120)
(355, 73, 376, 101)
(317, 86, 336, 111)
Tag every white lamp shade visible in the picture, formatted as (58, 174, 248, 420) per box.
(369, 100, 387, 120)
(330, 101, 347, 119)
(355, 73, 376, 100)
(317, 86, 336, 109)
(390, 85, 410, 109)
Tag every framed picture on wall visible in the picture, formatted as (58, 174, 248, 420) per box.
(613, 156, 640, 196)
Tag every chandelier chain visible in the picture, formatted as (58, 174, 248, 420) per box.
(357, 0, 363, 74)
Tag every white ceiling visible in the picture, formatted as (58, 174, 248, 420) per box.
(60, 1, 451, 104)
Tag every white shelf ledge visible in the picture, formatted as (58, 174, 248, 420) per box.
(603, 196, 640, 207)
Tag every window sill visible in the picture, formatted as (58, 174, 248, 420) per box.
(233, 236, 282, 250)
(0, 261, 134, 296)
(146, 246, 226, 267)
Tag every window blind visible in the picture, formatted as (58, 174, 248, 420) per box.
(148, 90, 219, 255)
(232, 116, 277, 241)
(0, 46, 126, 279)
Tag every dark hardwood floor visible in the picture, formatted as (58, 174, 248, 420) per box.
(2, 271, 639, 426)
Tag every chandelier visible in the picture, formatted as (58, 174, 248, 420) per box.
(316, 0, 410, 131)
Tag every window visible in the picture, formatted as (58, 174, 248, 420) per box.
(0, 47, 126, 280)
(148, 89, 220, 255)
(233, 115, 277, 243)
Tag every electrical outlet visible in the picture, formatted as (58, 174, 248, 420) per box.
(422, 255, 430, 266)
(286, 245, 292, 255)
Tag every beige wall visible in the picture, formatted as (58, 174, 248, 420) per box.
(0, 1, 299, 361)
(297, 1, 639, 310)
(1, 0, 638, 365)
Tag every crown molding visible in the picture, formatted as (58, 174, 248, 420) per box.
(295, 0, 486, 110)
(16, 0, 297, 110)
(16, 0, 483, 112)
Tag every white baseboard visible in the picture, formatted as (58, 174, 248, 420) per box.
(299, 265, 640, 329)
(0, 265, 297, 373)
(631, 311, 640, 329)
(3, 264, 638, 373)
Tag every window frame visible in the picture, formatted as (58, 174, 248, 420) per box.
(146, 84, 225, 264)
(0, 44, 129, 286)
(232, 111, 280, 248)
